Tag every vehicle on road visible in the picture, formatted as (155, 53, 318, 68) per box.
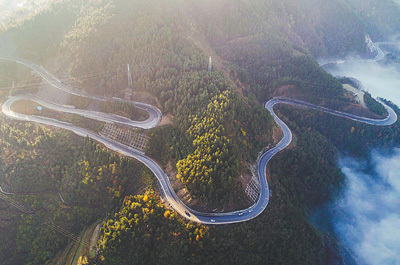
(2, 55, 396, 225)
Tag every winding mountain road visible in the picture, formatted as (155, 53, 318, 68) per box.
(0, 56, 397, 225)
(318, 41, 387, 67)
(0, 55, 162, 129)
(4, 94, 160, 130)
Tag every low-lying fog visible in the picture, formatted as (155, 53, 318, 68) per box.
(0, 0, 49, 24)
(326, 41, 400, 106)
(334, 151, 400, 265)
(0, 0, 27, 18)
(324, 40, 400, 265)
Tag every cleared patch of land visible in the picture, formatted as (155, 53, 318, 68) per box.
(158, 113, 173, 127)
(343, 84, 366, 108)
(49, 221, 100, 265)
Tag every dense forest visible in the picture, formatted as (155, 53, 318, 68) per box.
(345, 0, 400, 40)
(1, 0, 400, 264)
(275, 101, 400, 158)
(0, 118, 151, 264)
(97, 190, 210, 264)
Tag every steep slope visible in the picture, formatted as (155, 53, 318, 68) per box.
(1, 1, 400, 264)
(345, 0, 400, 40)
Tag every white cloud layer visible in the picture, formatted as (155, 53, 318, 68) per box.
(333, 149, 400, 265)
(325, 37, 400, 265)
(326, 41, 400, 107)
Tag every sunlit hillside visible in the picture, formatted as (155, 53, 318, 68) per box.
(1, 1, 400, 264)
(0, 0, 50, 24)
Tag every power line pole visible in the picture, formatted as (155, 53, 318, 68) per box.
(208, 56, 212, 72)
(127, 64, 133, 88)
(8, 80, 14, 98)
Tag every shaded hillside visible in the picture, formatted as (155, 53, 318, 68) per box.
(3, 0, 396, 60)
(345, 0, 400, 40)
(1, 1, 400, 264)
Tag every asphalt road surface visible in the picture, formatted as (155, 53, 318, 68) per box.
(0, 56, 397, 224)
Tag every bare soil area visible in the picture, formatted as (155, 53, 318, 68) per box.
(343, 84, 366, 108)
(158, 113, 173, 127)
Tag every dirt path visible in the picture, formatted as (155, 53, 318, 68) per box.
(186, 33, 243, 96)
(89, 222, 103, 258)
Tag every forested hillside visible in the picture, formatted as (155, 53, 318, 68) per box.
(0, 0, 375, 206)
(346, 0, 400, 40)
(1, 0, 400, 264)
(0, 0, 389, 61)
(0, 117, 153, 264)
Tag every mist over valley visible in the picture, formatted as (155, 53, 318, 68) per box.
(321, 39, 400, 265)
(1, 0, 400, 264)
